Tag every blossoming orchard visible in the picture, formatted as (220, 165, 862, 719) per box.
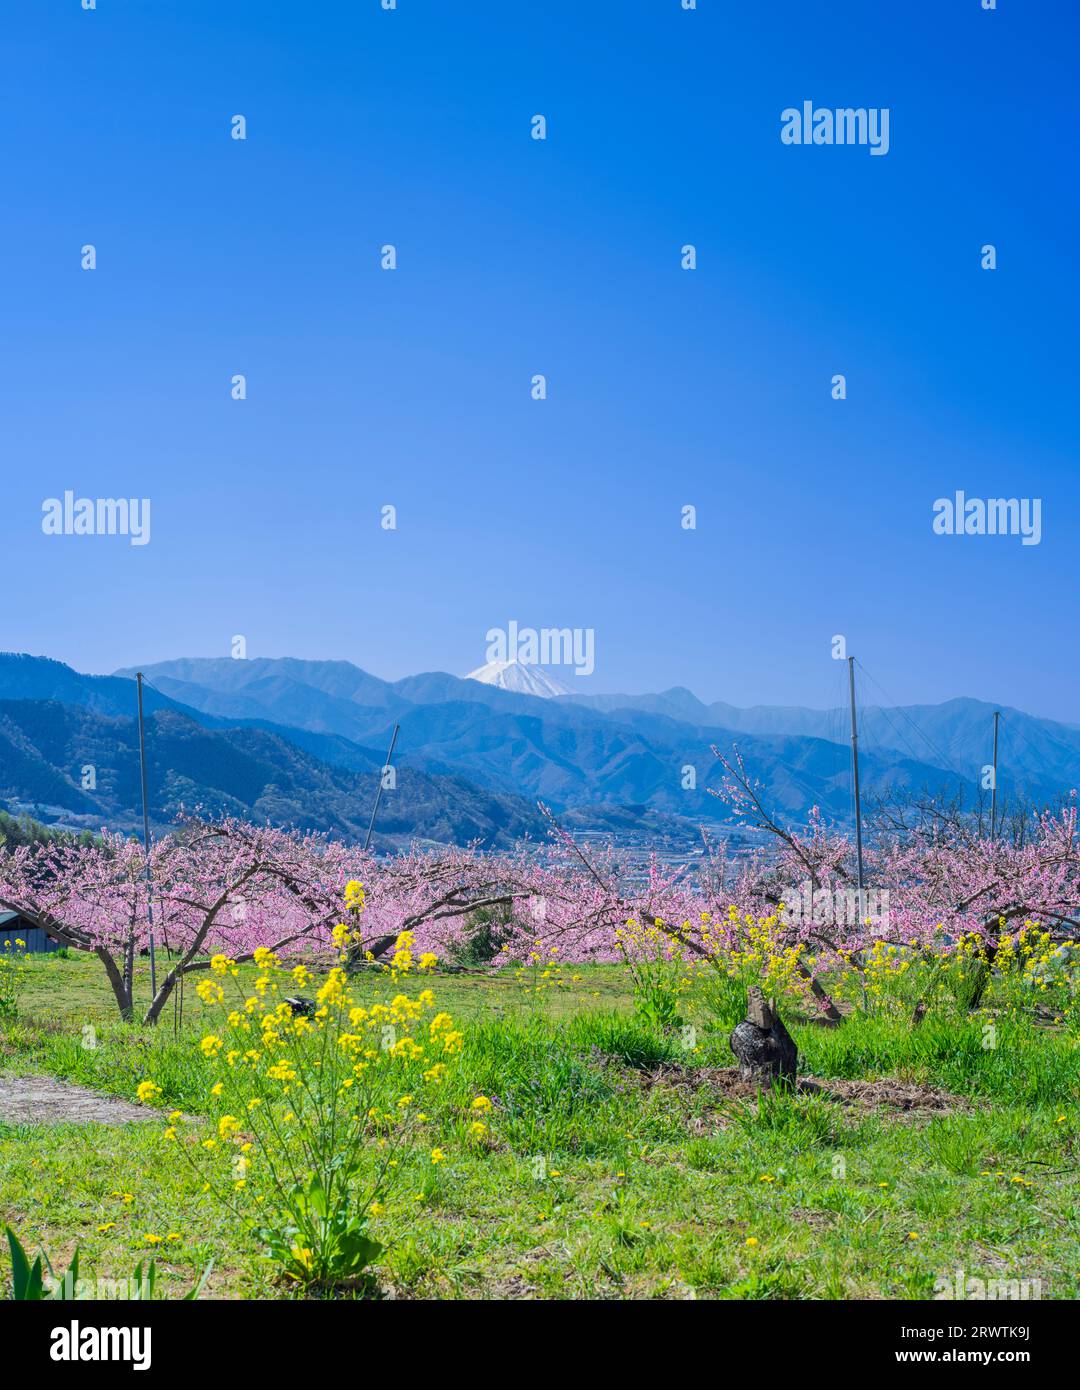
(1, 781, 1077, 1312)
(2, 790, 1076, 1027)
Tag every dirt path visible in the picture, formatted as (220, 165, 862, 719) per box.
(0, 1074, 159, 1126)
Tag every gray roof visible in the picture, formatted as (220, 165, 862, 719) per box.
(0, 910, 38, 927)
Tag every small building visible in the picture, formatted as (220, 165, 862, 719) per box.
(0, 909, 61, 954)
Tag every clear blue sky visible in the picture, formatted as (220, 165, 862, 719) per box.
(3, 1, 1077, 721)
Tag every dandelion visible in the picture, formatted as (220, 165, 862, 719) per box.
(135, 1081, 161, 1104)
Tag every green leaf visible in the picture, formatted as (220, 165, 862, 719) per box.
(183, 1260, 215, 1301)
(64, 1248, 80, 1298)
(306, 1178, 328, 1219)
(338, 1230, 383, 1273)
(6, 1227, 44, 1300)
(7, 1227, 31, 1299)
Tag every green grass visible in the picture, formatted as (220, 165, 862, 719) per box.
(1, 951, 1077, 1299)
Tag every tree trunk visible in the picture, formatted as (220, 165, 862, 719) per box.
(97, 947, 134, 1022)
(143, 965, 183, 1026)
(795, 960, 843, 1024)
(123, 930, 136, 1003)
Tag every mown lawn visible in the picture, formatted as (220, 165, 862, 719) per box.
(1, 951, 1076, 1299)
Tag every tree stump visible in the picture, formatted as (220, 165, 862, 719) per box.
(729, 986, 798, 1090)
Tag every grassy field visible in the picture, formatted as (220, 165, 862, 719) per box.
(1, 950, 1077, 1300)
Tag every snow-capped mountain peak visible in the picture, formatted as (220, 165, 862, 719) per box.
(464, 658, 575, 699)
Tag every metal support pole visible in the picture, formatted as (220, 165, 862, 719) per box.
(364, 724, 400, 852)
(848, 656, 865, 908)
(136, 673, 157, 998)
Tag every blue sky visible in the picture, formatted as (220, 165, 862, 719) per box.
(3, 0, 1077, 721)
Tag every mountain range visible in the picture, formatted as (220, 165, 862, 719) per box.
(0, 651, 1075, 848)
(0, 656, 544, 848)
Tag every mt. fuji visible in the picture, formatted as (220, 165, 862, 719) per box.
(464, 659, 576, 699)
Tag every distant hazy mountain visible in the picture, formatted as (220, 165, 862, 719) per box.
(559, 689, 1080, 794)
(113, 654, 1070, 819)
(465, 659, 575, 699)
(0, 695, 545, 848)
(4, 653, 1071, 846)
(0, 652, 208, 722)
(113, 656, 406, 742)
